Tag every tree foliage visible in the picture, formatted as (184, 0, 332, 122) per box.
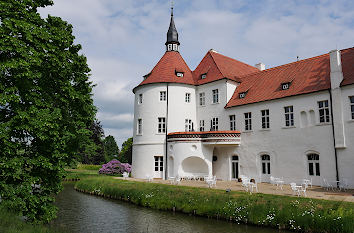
(103, 135, 119, 162)
(119, 137, 132, 164)
(78, 120, 105, 165)
(0, 0, 96, 223)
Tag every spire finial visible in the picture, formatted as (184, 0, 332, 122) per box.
(171, 1, 174, 16)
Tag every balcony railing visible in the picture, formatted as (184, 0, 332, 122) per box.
(167, 131, 241, 145)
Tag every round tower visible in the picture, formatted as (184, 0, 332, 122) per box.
(132, 7, 197, 179)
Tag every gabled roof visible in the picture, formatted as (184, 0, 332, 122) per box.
(225, 47, 354, 108)
(193, 50, 258, 85)
(135, 51, 194, 90)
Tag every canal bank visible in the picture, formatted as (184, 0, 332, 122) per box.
(75, 176, 354, 233)
(53, 183, 289, 233)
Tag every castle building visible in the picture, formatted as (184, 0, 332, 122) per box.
(132, 8, 354, 188)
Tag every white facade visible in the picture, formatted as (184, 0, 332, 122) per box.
(132, 48, 354, 188)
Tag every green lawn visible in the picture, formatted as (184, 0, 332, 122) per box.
(75, 176, 354, 233)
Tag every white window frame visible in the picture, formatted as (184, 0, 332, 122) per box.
(199, 92, 205, 106)
(229, 115, 236, 130)
(185, 119, 193, 132)
(137, 118, 142, 135)
(261, 109, 270, 129)
(244, 112, 252, 131)
(176, 72, 183, 77)
(261, 154, 271, 174)
(138, 94, 143, 104)
(284, 106, 294, 127)
(201, 73, 207, 79)
(154, 156, 163, 172)
(160, 91, 166, 101)
(211, 117, 219, 131)
(212, 89, 219, 104)
(318, 100, 330, 123)
(185, 93, 191, 103)
(199, 120, 205, 131)
(307, 154, 320, 176)
(157, 117, 166, 133)
(349, 96, 354, 120)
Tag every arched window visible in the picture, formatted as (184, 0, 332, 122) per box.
(307, 154, 320, 176)
(261, 154, 270, 174)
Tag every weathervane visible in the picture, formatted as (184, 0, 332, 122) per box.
(171, 0, 174, 16)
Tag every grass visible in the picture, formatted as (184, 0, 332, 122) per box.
(76, 163, 101, 171)
(75, 176, 354, 233)
(0, 206, 66, 233)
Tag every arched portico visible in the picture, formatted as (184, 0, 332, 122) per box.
(180, 156, 210, 177)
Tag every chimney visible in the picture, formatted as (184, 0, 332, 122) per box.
(329, 49, 343, 89)
(255, 63, 265, 71)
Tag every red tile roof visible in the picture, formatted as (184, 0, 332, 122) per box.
(226, 47, 354, 108)
(193, 50, 258, 85)
(135, 51, 194, 90)
(341, 47, 354, 86)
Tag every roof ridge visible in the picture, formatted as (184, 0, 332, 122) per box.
(211, 50, 258, 71)
(238, 52, 329, 80)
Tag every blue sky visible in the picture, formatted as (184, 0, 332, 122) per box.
(39, 0, 354, 147)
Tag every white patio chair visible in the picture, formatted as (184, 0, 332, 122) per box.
(270, 176, 276, 186)
(274, 177, 284, 190)
(322, 178, 334, 191)
(146, 174, 153, 182)
(340, 179, 349, 191)
(122, 172, 129, 179)
(290, 183, 306, 197)
(242, 177, 251, 192)
(174, 176, 181, 185)
(249, 180, 258, 193)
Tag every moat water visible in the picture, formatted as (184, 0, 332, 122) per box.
(52, 183, 290, 233)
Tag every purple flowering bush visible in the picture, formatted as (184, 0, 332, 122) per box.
(99, 159, 132, 175)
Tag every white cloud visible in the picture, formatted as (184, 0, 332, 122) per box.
(38, 0, 354, 145)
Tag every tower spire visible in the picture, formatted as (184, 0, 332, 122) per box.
(165, 1, 179, 51)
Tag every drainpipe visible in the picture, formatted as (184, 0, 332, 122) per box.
(329, 90, 340, 186)
(165, 83, 169, 180)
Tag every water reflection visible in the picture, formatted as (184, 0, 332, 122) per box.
(52, 183, 288, 233)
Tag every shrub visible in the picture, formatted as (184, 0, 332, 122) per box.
(98, 159, 131, 175)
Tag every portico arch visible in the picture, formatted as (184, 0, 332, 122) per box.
(181, 156, 208, 176)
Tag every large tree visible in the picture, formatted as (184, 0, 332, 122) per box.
(0, 0, 96, 223)
(79, 120, 105, 165)
(119, 137, 132, 164)
(103, 135, 119, 162)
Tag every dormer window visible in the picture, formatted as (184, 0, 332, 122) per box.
(281, 82, 291, 90)
(201, 73, 207, 79)
(176, 72, 184, 77)
(239, 92, 247, 99)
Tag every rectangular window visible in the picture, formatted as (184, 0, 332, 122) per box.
(137, 119, 142, 135)
(261, 109, 270, 129)
(350, 96, 354, 120)
(185, 93, 191, 103)
(244, 112, 252, 131)
(199, 120, 205, 131)
(154, 156, 163, 172)
(318, 100, 330, 123)
(212, 89, 219, 103)
(160, 91, 166, 101)
(185, 119, 193, 132)
(158, 117, 166, 133)
(211, 117, 218, 131)
(308, 154, 320, 176)
(138, 94, 143, 104)
(199, 92, 205, 106)
(229, 115, 236, 130)
(284, 106, 294, 127)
